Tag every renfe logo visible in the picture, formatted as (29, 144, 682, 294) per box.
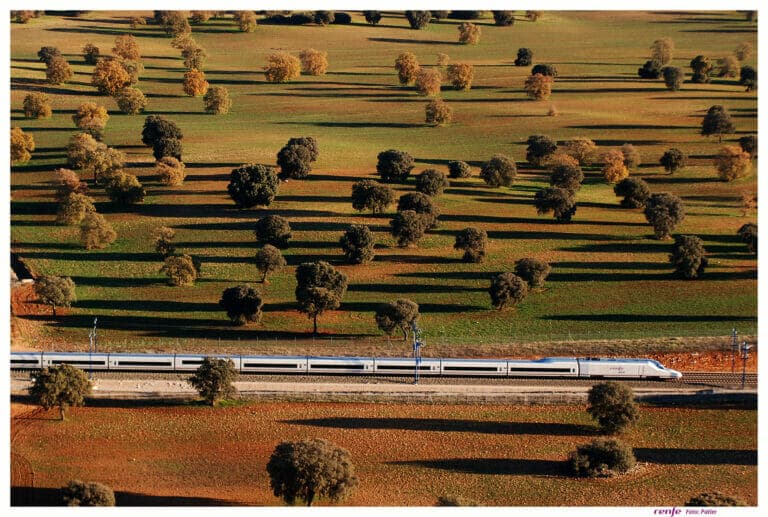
(653, 509, 681, 515)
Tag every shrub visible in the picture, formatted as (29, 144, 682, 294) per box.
(23, 92, 52, 119)
(489, 272, 528, 310)
(220, 285, 264, 326)
(644, 192, 685, 240)
(569, 439, 636, 477)
(377, 149, 415, 183)
(686, 492, 746, 507)
(701, 105, 735, 142)
(614, 177, 651, 209)
(45, 56, 73, 85)
(390, 210, 429, 247)
(333, 12, 352, 24)
(454, 227, 487, 263)
(153, 226, 176, 257)
(690, 55, 713, 83)
(34, 275, 77, 317)
(62, 480, 114, 506)
(514, 258, 552, 288)
(160, 253, 198, 286)
(587, 382, 640, 434)
(395, 52, 420, 85)
(228, 164, 280, 208)
(524, 73, 553, 100)
(550, 163, 584, 194)
(363, 11, 382, 25)
(56, 192, 96, 225)
(113, 33, 140, 60)
(299, 48, 328, 76)
(458, 22, 481, 45)
(670, 235, 708, 279)
(425, 99, 453, 126)
(182, 68, 209, 96)
(662, 66, 684, 90)
(141, 115, 183, 147)
(82, 43, 100, 64)
(264, 52, 301, 83)
(375, 299, 420, 340)
(203, 86, 232, 114)
(602, 149, 629, 184)
(562, 138, 597, 166)
(72, 102, 109, 134)
(526, 135, 557, 167)
(105, 172, 145, 205)
(620, 143, 641, 170)
(415, 68, 442, 96)
(189, 357, 238, 405)
(659, 148, 686, 174)
(155, 156, 186, 186)
(10, 127, 35, 164)
(515, 48, 533, 66)
(738, 135, 757, 158)
(448, 160, 471, 178)
(398, 192, 440, 228)
(480, 154, 517, 187)
(405, 11, 431, 29)
(351, 180, 395, 214)
(235, 11, 257, 32)
(637, 59, 662, 79)
(267, 438, 358, 506)
(416, 169, 449, 196)
(295, 261, 348, 334)
(255, 244, 286, 283)
(313, 11, 335, 26)
(91, 58, 132, 95)
(152, 138, 182, 161)
(80, 212, 117, 250)
(255, 215, 292, 248)
(340, 224, 375, 264)
(534, 187, 576, 222)
(714, 146, 751, 181)
(37, 46, 61, 64)
(739, 65, 757, 92)
(735, 41, 753, 61)
(650, 37, 674, 65)
(717, 55, 739, 78)
(493, 11, 515, 26)
(447, 63, 473, 90)
(737, 223, 756, 252)
(531, 63, 558, 77)
(114, 87, 147, 114)
(54, 168, 88, 201)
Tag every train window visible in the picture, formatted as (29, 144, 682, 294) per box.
(51, 360, 107, 365)
(443, 366, 500, 372)
(509, 367, 573, 372)
(243, 363, 300, 368)
(116, 361, 173, 367)
(11, 359, 39, 364)
(309, 364, 366, 370)
(181, 360, 204, 365)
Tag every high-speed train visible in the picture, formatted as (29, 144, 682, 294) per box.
(10, 352, 683, 379)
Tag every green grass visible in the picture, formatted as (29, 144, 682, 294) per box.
(10, 11, 757, 354)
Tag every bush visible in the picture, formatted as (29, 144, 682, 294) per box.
(375, 299, 420, 340)
(701, 105, 735, 141)
(34, 275, 77, 317)
(531, 63, 558, 77)
(299, 48, 328, 76)
(550, 163, 584, 193)
(514, 257, 551, 288)
(377, 149, 415, 183)
(160, 253, 198, 286)
(415, 68, 442, 96)
(614, 177, 651, 209)
(340, 224, 375, 264)
(153, 226, 176, 257)
(534, 187, 576, 222)
(489, 272, 528, 310)
(113, 33, 140, 60)
(255, 244, 287, 283)
(690, 55, 713, 83)
(62, 480, 114, 506)
(569, 439, 635, 477)
(739, 65, 757, 92)
(313, 11, 335, 26)
(45, 56, 73, 85)
(391, 210, 429, 247)
(10, 127, 35, 164)
(587, 382, 640, 434)
(738, 135, 757, 158)
(105, 172, 145, 205)
(183, 68, 209, 96)
(602, 149, 629, 184)
(82, 43, 100, 64)
(714, 146, 751, 181)
(493, 11, 515, 26)
(203, 86, 232, 114)
(72, 102, 109, 134)
(686, 493, 746, 507)
(395, 52, 420, 85)
(255, 215, 291, 248)
(228, 164, 279, 209)
(56, 192, 96, 225)
(264, 52, 301, 83)
(363, 11, 382, 25)
(80, 212, 117, 250)
(425, 99, 453, 126)
(23, 92, 52, 119)
(637, 59, 662, 79)
(480, 154, 517, 187)
(351, 180, 395, 214)
(295, 261, 348, 334)
(524, 74, 553, 100)
(416, 169, 449, 196)
(662, 66, 684, 90)
(659, 148, 686, 174)
(220, 285, 264, 326)
(333, 12, 352, 24)
(515, 48, 533, 66)
(650, 37, 674, 65)
(152, 138, 182, 161)
(562, 138, 597, 166)
(737, 223, 757, 253)
(141, 115, 183, 147)
(447, 63, 473, 90)
(448, 160, 472, 178)
(189, 357, 238, 405)
(235, 11, 257, 32)
(526, 135, 557, 167)
(454, 227, 487, 263)
(405, 11, 431, 29)
(644, 192, 685, 239)
(37, 46, 61, 64)
(114, 87, 147, 114)
(458, 22, 481, 45)
(91, 58, 131, 95)
(670, 235, 708, 279)
(398, 192, 440, 229)
(155, 156, 186, 186)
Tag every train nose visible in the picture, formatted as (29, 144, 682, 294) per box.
(669, 369, 683, 379)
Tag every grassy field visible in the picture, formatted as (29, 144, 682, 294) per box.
(10, 11, 757, 354)
(11, 399, 757, 506)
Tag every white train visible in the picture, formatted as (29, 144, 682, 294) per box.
(10, 352, 682, 379)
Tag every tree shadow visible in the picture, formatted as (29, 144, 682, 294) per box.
(387, 458, 568, 476)
(567, 123, 699, 131)
(368, 37, 451, 45)
(277, 121, 424, 129)
(633, 448, 756, 465)
(11, 486, 237, 506)
(46, 26, 169, 38)
(20, 251, 158, 262)
(395, 271, 492, 281)
(644, 176, 721, 184)
(373, 254, 458, 265)
(348, 282, 480, 294)
(543, 314, 755, 324)
(75, 299, 220, 312)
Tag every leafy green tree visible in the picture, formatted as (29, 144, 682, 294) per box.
(457, 22, 481, 45)
(62, 481, 115, 506)
(255, 215, 292, 248)
(425, 99, 453, 126)
(313, 11, 335, 26)
(514, 48, 533, 66)
(267, 438, 359, 506)
(587, 382, 640, 434)
(454, 227, 487, 263)
(66, 132, 99, 170)
(447, 160, 471, 178)
(613, 177, 651, 208)
(152, 137, 182, 161)
(534, 187, 576, 222)
(29, 364, 91, 420)
(351, 180, 395, 214)
(690, 55, 713, 83)
(397, 192, 439, 228)
(105, 172, 145, 205)
(141, 115, 183, 147)
(394, 52, 420, 86)
(739, 65, 757, 92)
(489, 272, 528, 310)
(644, 193, 685, 239)
(531, 63, 558, 77)
(620, 143, 641, 170)
(662, 66, 684, 90)
(277, 143, 312, 179)
(153, 226, 176, 257)
(46, 56, 73, 85)
(514, 258, 551, 288)
(638, 59, 662, 79)
(228, 164, 280, 209)
(37, 45, 61, 64)
(363, 11, 382, 25)
(686, 493, 747, 507)
(23, 92, 52, 119)
(255, 244, 287, 283)
(562, 137, 597, 166)
(375, 299, 419, 341)
(701, 105, 735, 142)
(447, 63, 473, 90)
(286, 136, 320, 162)
(416, 169, 449, 197)
(738, 135, 757, 158)
(526, 135, 558, 167)
(56, 192, 96, 226)
(377, 149, 415, 183)
(80, 212, 117, 250)
(550, 163, 584, 193)
(219, 285, 264, 325)
(659, 148, 686, 174)
(34, 275, 76, 317)
(340, 224, 375, 264)
(203, 86, 232, 114)
(669, 235, 708, 279)
(160, 254, 198, 286)
(405, 11, 431, 29)
(737, 223, 757, 253)
(569, 439, 635, 477)
(480, 154, 517, 187)
(492, 11, 515, 26)
(115, 87, 147, 115)
(295, 262, 348, 334)
(188, 357, 238, 405)
(390, 210, 429, 247)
